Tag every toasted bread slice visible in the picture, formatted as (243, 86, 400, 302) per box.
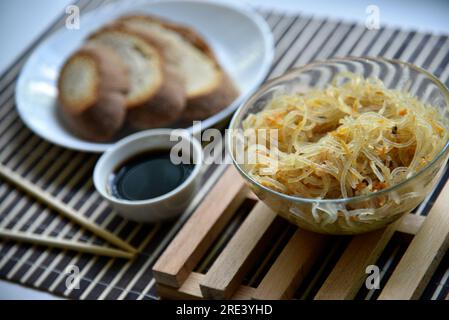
(57, 43, 129, 142)
(117, 15, 239, 122)
(88, 27, 185, 129)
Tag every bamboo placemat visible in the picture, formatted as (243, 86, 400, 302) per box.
(0, 0, 448, 300)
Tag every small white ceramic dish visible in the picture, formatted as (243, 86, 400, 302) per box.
(15, 0, 274, 153)
(93, 129, 203, 222)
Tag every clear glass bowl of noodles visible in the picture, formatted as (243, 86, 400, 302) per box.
(228, 57, 449, 235)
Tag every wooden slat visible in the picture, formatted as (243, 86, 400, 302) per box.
(253, 229, 328, 300)
(157, 272, 255, 300)
(314, 221, 399, 300)
(378, 181, 449, 300)
(396, 214, 424, 235)
(157, 273, 204, 300)
(246, 190, 259, 201)
(153, 166, 247, 288)
(199, 202, 279, 299)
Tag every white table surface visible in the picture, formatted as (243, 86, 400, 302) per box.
(0, 0, 448, 300)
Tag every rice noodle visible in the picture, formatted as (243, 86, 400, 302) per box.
(243, 72, 448, 199)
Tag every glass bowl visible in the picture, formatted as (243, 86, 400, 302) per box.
(227, 57, 449, 235)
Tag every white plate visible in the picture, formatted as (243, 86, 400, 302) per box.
(16, 0, 274, 153)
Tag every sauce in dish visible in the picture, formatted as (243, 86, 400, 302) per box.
(108, 149, 195, 201)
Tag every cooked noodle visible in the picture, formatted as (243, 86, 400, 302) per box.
(243, 72, 448, 199)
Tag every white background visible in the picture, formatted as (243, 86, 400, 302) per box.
(0, 0, 448, 299)
(1, 0, 449, 75)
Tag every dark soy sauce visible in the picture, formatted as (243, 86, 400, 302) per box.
(109, 149, 195, 201)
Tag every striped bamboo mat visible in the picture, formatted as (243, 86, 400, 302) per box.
(1, 0, 449, 300)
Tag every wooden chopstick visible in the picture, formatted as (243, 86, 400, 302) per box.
(0, 163, 137, 254)
(0, 229, 134, 259)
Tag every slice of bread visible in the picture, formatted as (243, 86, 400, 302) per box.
(117, 15, 239, 122)
(88, 26, 185, 129)
(57, 43, 129, 142)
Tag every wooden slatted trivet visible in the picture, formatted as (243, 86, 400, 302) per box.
(152, 166, 449, 300)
